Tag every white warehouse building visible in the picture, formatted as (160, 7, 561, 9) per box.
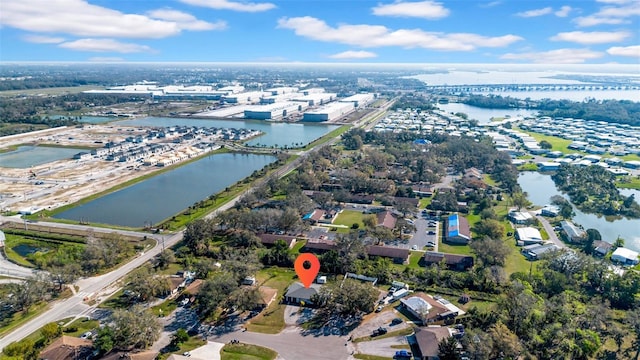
(222, 91, 268, 104)
(265, 87, 299, 95)
(244, 102, 306, 120)
(338, 93, 376, 108)
(303, 102, 354, 122)
(291, 93, 336, 106)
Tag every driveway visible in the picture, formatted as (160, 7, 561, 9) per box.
(533, 213, 567, 249)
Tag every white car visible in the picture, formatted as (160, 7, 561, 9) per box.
(411, 245, 418, 250)
(80, 331, 92, 339)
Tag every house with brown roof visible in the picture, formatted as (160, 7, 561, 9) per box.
(167, 276, 187, 295)
(39, 336, 93, 360)
(376, 211, 397, 229)
(258, 286, 278, 308)
(400, 293, 459, 325)
(422, 252, 474, 271)
(366, 245, 410, 264)
(414, 327, 453, 360)
(184, 279, 204, 296)
(257, 233, 298, 248)
(302, 239, 337, 253)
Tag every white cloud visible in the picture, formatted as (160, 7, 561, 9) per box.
(372, 1, 450, 19)
(22, 34, 65, 44)
(607, 45, 640, 57)
(328, 50, 378, 59)
(500, 48, 604, 63)
(277, 16, 522, 51)
(550, 31, 631, 44)
(554, 6, 572, 17)
(0, 0, 219, 39)
(515, 7, 552, 17)
(58, 38, 153, 53)
(147, 9, 227, 31)
(596, 0, 633, 4)
(574, 2, 640, 27)
(481, 1, 502, 8)
(179, 0, 275, 12)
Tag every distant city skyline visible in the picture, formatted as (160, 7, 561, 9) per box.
(0, 0, 638, 64)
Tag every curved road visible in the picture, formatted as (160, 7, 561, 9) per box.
(0, 100, 395, 351)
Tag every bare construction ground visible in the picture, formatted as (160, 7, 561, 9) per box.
(0, 124, 222, 213)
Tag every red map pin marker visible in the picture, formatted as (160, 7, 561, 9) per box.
(294, 253, 320, 288)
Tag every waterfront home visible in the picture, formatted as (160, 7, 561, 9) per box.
(611, 247, 640, 266)
(560, 220, 586, 242)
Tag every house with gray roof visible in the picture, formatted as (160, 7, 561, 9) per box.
(284, 282, 322, 306)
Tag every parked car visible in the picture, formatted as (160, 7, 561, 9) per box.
(427, 230, 436, 235)
(426, 241, 436, 247)
(375, 305, 383, 313)
(394, 350, 412, 359)
(372, 327, 388, 337)
(80, 331, 92, 339)
(391, 318, 403, 325)
(411, 245, 418, 250)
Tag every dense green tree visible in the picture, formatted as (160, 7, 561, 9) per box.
(438, 336, 461, 360)
(473, 219, 505, 240)
(470, 236, 511, 266)
(107, 306, 161, 350)
(197, 272, 238, 317)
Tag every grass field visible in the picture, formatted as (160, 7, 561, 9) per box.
(333, 210, 366, 232)
(354, 354, 394, 360)
(438, 241, 472, 255)
(616, 176, 640, 190)
(158, 337, 207, 360)
(220, 343, 278, 360)
(246, 267, 296, 334)
(63, 317, 99, 336)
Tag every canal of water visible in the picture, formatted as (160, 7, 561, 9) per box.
(518, 171, 640, 251)
(115, 117, 340, 148)
(53, 153, 276, 227)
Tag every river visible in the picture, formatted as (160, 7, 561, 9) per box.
(53, 153, 276, 227)
(518, 171, 640, 251)
(115, 117, 340, 148)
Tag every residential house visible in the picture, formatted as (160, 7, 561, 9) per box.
(302, 209, 326, 224)
(464, 167, 482, 180)
(508, 210, 534, 225)
(167, 276, 187, 296)
(515, 227, 544, 246)
(366, 245, 410, 264)
(399, 293, 460, 325)
(376, 211, 397, 229)
(521, 243, 560, 260)
(541, 205, 560, 217)
(611, 247, 640, 266)
(257, 233, 298, 248)
(257, 286, 278, 309)
(39, 336, 93, 360)
(560, 220, 586, 242)
(422, 252, 474, 271)
(284, 282, 322, 305)
(592, 240, 613, 257)
(445, 214, 471, 244)
(302, 239, 336, 254)
(411, 184, 434, 198)
(414, 327, 453, 360)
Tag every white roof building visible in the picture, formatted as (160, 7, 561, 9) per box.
(611, 247, 640, 266)
(515, 227, 543, 245)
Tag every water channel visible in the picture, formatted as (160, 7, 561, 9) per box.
(518, 171, 640, 251)
(115, 117, 340, 148)
(436, 103, 538, 124)
(0, 146, 83, 168)
(53, 153, 276, 227)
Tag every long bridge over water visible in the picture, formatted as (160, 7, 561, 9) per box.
(423, 83, 640, 93)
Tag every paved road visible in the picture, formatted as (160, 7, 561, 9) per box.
(212, 327, 354, 360)
(0, 98, 397, 351)
(0, 250, 34, 279)
(533, 213, 567, 249)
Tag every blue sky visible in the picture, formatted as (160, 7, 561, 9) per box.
(0, 0, 638, 63)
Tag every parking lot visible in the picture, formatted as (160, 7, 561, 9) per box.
(349, 308, 410, 340)
(409, 210, 440, 251)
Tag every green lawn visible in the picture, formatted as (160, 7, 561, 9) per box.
(62, 317, 99, 336)
(333, 210, 365, 231)
(158, 337, 207, 360)
(483, 174, 497, 187)
(246, 267, 296, 334)
(438, 242, 472, 256)
(220, 343, 278, 360)
(150, 298, 179, 318)
(616, 176, 640, 190)
(504, 238, 536, 276)
(407, 251, 423, 269)
(354, 354, 394, 360)
(290, 239, 307, 254)
(418, 197, 432, 209)
(0, 302, 49, 337)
